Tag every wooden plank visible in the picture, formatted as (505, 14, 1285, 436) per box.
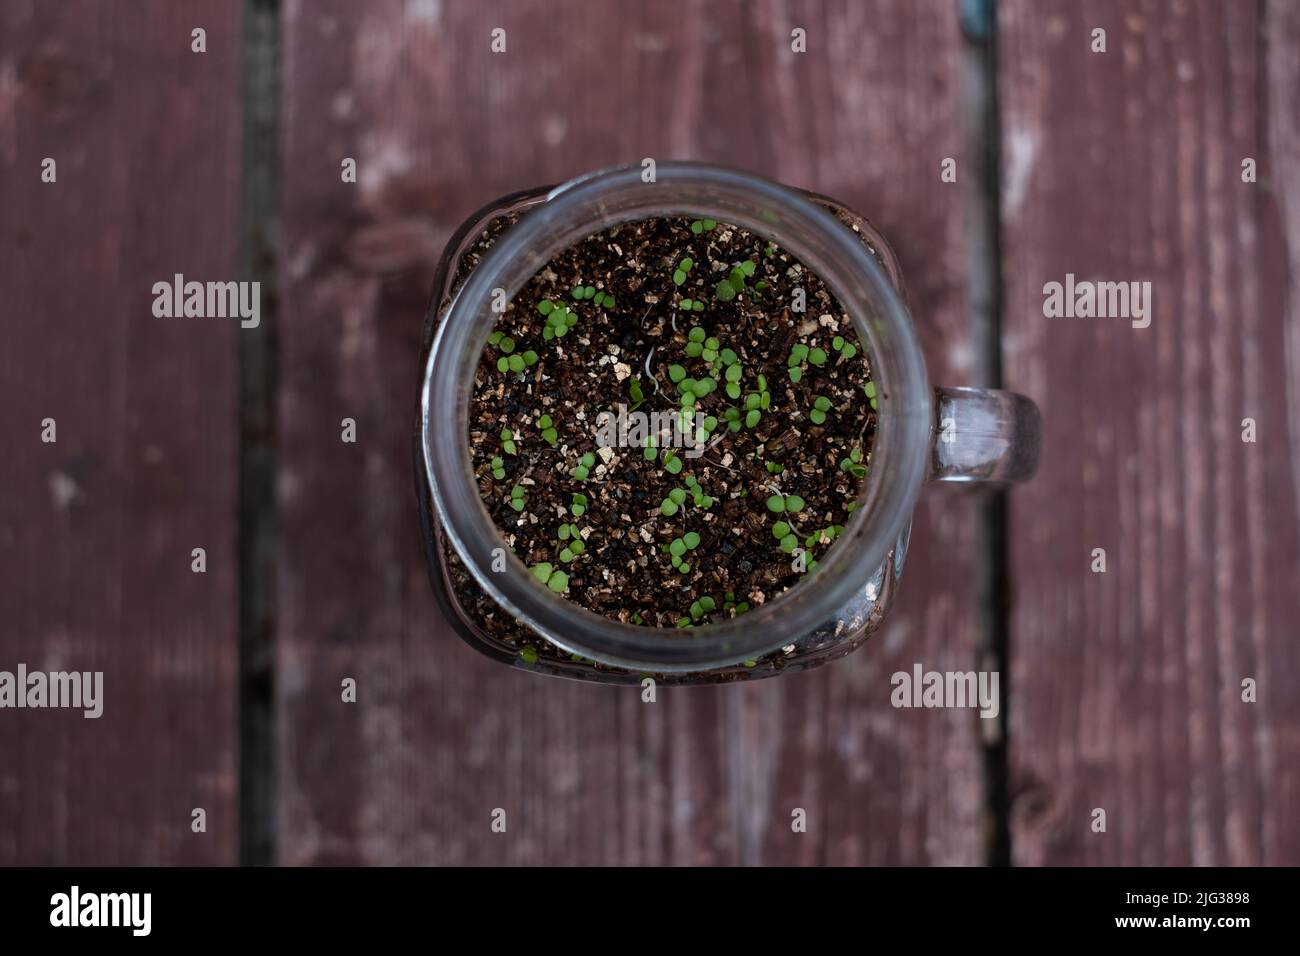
(278, 0, 980, 864)
(0, 2, 244, 863)
(999, 0, 1300, 864)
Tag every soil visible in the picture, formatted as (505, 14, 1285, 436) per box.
(467, 215, 876, 629)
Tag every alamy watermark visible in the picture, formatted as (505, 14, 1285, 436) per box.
(50, 886, 150, 936)
(891, 663, 999, 719)
(152, 273, 260, 328)
(594, 403, 715, 459)
(1042, 273, 1151, 329)
(0, 664, 102, 718)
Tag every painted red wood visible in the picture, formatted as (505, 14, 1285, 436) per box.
(0, 1, 244, 863)
(999, 0, 1300, 864)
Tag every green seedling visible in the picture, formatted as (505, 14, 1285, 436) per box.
(689, 218, 717, 235)
(715, 259, 756, 302)
(804, 525, 845, 549)
(787, 342, 809, 382)
(809, 395, 831, 425)
(571, 492, 588, 517)
(765, 493, 805, 514)
(722, 591, 752, 615)
(539, 300, 580, 340)
(688, 595, 717, 621)
(685, 326, 707, 357)
(500, 427, 517, 456)
(508, 484, 526, 512)
(537, 414, 558, 445)
(530, 562, 569, 593)
(864, 380, 878, 410)
(491, 456, 506, 480)
(571, 451, 595, 480)
(840, 445, 867, 479)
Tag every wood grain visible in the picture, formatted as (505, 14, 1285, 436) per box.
(277, 0, 984, 864)
(998, 0, 1300, 864)
(0, 1, 244, 863)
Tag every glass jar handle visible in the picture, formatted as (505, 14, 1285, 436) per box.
(928, 386, 1041, 484)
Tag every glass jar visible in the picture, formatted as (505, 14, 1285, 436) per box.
(415, 163, 1039, 684)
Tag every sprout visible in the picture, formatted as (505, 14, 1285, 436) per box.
(864, 380, 878, 409)
(538, 414, 558, 445)
(808, 347, 827, 367)
(491, 456, 506, 480)
(663, 450, 683, 475)
(772, 521, 791, 539)
(542, 302, 579, 340)
(571, 451, 595, 480)
(765, 461, 783, 475)
(788, 344, 809, 367)
(660, 497, 679, 517)
(840, 445, 867, 478)
(571, 492, 588, 517)
(809, 395, 831, 425)
(500, 427, 517, 456)
(509, 484, 526, 512)
(766, 493, 805, 514)
(519, 646, 539, 664)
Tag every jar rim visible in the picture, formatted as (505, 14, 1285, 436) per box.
(420, 162, 931, 670)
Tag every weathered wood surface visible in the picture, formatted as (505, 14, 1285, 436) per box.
(998, 0, 1300, 864)
(0, 1, 244, 863)
(277, 0, 983, 864)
